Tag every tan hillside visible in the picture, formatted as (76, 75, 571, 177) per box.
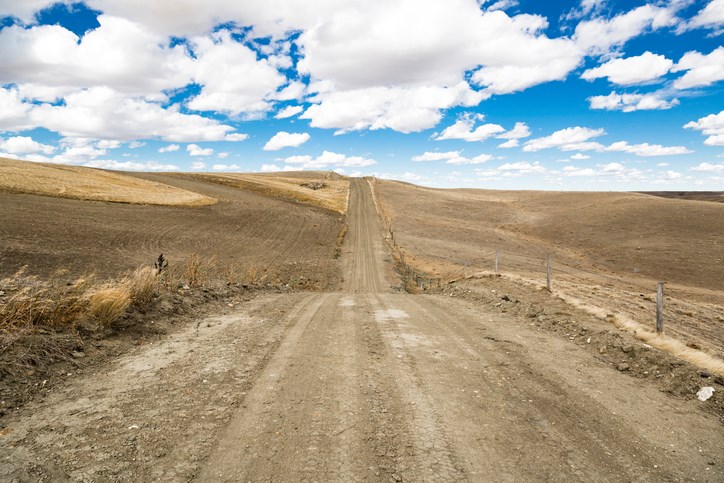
(0, 158, 216, 207)
(186, 171, 349, 213)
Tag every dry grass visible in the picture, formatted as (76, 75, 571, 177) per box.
(334, 224, 348, 259)
(0, 269, 91, 330)
(126, 267, 158, 305)
(0, 157, 216, 206)
(0, 266, 162, 331)
(87, 285, 132, 327)
(188, 171, 349, 213)
(557, 291, 724, 377)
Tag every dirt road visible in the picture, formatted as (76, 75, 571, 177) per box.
(1, 179, 721, 481)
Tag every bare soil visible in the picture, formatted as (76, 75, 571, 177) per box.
(0, 171, 345, 289)
(1, 178, 721, 482)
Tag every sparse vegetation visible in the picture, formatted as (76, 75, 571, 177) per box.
(334, 223, 348, 258)
(0, 266, 162, 332)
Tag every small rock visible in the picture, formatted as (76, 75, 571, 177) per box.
(696, 387, 714, 402)
(700, 371, 712, 378)
(71, 351, 85, 359)
(622, 345, 634, 354)
(586, 337, 592, 344)
(617, 363, 630, 372)
(501, 295, 511, 302)
(128, 424, 140, 430)
(599, 346, 607, 354)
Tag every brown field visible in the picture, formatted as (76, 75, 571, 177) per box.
(0, 163, 348, 290)
(372, 178, 724, 360)
(640, 191, 724, 203)
(0, 157, 216, 207)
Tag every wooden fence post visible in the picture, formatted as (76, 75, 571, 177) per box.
(494, 250, 500, 275)
(656, 282, 665, 334)
(546, 255, 552, 292)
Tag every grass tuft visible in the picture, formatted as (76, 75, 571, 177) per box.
(87, 285, 132, 326)
(125, 266, 159, 305)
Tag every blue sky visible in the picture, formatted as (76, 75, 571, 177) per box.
(0, 0, 722, 190)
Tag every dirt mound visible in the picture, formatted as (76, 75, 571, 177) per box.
(0, 158, 215, 206)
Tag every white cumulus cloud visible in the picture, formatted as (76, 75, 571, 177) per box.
(496, 122, 531, 140)
(187, 144, 213, 156)
(302, 83, 485, 134)
(524, 127, 606, 152)
(690, 162, 724, 172)
(573, 5, 678, 54)
(435, 116, 505, 142)
(263, 131, 311, 151)
(22, 87, 240, 142)
(571, 153, 591, 160)
(605, 141, 691, 157)
(0, 136, 55, 155)
(212, 163, 240, 171)
(275, 105, 304, 119)
(683, 0, 724, 33)
(497, 161, 546, 175)
(411, 151, 461, 162)
(187, 30, 286, 116)
(283, 151, 376, 169)
(671, 47, 724, 90)
(84, 159, 180, 171)
(684, 110, 724, 146)
(581, 52, 673, 85)
(411, 150, 492, 164)
(0, 87, 33, 131)
(159, 144, 180, 153)
(0, 16, 194, 97)
(588, 91, 679, 112)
